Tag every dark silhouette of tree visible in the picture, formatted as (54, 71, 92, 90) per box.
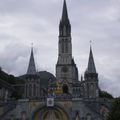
(107, 97, 120, 120)
(8, 75, 16, 84)
(99, 90, 113, 99)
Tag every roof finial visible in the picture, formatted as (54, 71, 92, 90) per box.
(31, 42, 33, 50)
(89, 40, 94, 52)
(90, 40, 93, 47)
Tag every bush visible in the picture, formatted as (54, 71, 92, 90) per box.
(107, 97, 120, 120)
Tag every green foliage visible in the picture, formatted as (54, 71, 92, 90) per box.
(0, 70, 24, 84)
(0, 70, 9, 81)
(99, 90, 113, 99)
(107, 97, 120, 120)
(8, 75, 16, 84)
(0, 70, 15, 84)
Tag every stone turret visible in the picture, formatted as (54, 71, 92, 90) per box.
(84, 46, 99, 98)
(24, 46, 41, 99)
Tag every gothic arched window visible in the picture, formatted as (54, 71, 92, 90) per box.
(62, 39, 65, 53)
(90, 83, 94, 98)
(65, 39, 68, 53)
(25, 84, 28, 97)
(29, 84, 32, 97)
(34, 84, 36, 97)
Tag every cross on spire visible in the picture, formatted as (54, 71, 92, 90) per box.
(31, 42, 33, 48)
(90, 40, 92, 45)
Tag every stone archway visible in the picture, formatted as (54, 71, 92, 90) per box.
(42, 109, 62, 120)
(32, 105, 69, 120)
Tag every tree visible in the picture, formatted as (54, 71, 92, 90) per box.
(99, 90, 113, 99)
(8, 75, 16, 84)
(107, 97, 120, 120)
(0, 66, 2, 71)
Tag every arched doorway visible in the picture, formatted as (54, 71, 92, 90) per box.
(42, 109, 62, 120)
(32, 106, 69, 120)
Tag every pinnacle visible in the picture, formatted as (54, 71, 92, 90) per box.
(61, 0, 69, 21)
(27, 46, 36, 75)
(86, 46, 96, 73)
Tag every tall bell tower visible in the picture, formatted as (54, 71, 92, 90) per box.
(56, 0, 78, 83)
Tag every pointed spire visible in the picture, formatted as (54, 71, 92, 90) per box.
(27, 44, 36, 75)
(86, 45, 96, 73)
(59, 0, 71, 36)
(62, 0, 68, 21)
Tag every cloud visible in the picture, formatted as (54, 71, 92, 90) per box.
(99, 74, 120, 97)
(0, 0, 120, 97)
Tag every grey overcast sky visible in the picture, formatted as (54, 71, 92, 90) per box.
(0, 0, 120, 97)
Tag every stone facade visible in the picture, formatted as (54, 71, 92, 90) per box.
(0, 79, 14, 102)
(0, 98, 112, 120)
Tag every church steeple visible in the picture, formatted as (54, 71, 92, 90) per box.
(86, 46, 96, 74)
(27, 45, 36, 75)
(62, 0, 68, 21)
(59, 0, 71, 36)
(84, 45, 99, 98)
(56, 0, 78, 83)
(25, 45, 40, 99)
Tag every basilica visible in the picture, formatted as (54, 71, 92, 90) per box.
(0, 0, 112, 120)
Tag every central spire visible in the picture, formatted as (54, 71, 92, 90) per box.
(56, 0, 78, 83)
(62, 0, 68, 21)
(27, 45, 36, 75)
(59, 0, 71, 36)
